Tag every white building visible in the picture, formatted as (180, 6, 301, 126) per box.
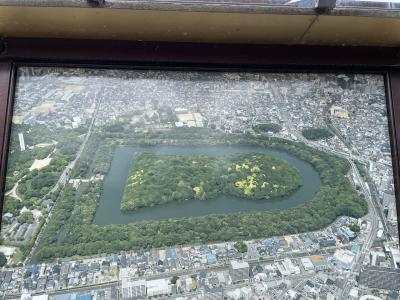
(32, 296, 49, 300)
(146, 278, 170, 297)
(229, 261, 250, 283)
(18, 132, 26, 151)
(20, 294, 31, 300)
(226, 287, 252, 300)
(276, 262, 291, 277)
(326, 293, 335, 300)
(333, 249, 355, 270)
(240, 286, 252, 299)
(283, 258, 300, 274)
(349, 287, 359, 300)
(121, 278, 146, 299)
(226, 289, 241, 300)
(72, 116, 81, 128)
(185, 278, 193, 291)
(20, 295, 48, 300)
(300, 257, 314, 271)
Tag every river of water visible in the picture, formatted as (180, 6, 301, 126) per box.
(93, 145, 321, 225)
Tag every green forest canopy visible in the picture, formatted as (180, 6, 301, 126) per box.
(253, 123, 282, 134)
(121, 152, 302, 211)
(32, 132, 368, 262)
(301, 127, 334, 140)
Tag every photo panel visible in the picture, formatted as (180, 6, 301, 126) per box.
(1, 67, 399, 299)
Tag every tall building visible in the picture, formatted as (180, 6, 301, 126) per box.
(121, 278, 146, 300)
(18, 132, 26, 151)
(229, 261, 249, 283)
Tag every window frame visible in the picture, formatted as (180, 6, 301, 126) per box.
(0, 38, 399, 239)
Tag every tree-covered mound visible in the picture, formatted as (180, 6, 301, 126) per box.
(121, 153, 302, 211)
(301, 127, 333, 140)
(253, 123, 282, 134)
(32, 130, 368, 262)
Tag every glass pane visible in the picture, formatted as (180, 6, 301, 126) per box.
(336, 0, 400, 9)
(1, 68, 399, 299)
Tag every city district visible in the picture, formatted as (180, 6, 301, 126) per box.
(0, 69, 399, 300)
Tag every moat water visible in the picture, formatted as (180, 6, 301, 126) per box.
(93, 145, 321, 225)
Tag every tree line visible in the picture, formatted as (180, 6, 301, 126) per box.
(33, 132, 367, 262)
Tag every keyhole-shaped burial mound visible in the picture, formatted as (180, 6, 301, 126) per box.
(121, 152, 302, 212)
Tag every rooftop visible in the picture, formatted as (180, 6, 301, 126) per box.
(230, 260, 250, 269)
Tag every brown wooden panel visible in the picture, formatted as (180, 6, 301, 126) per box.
(303, 15, 400, 46)
(388, 72, 400, 230)
(1, 38, 400, 69)
(0, 62, 12, 220)
(0, 6, 314, 45)
(0, 6, 399, 46)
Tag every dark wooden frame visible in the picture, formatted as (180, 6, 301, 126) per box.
(0, 38, 400, 237)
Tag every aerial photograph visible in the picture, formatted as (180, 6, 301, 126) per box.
(0, 67, 399, 300)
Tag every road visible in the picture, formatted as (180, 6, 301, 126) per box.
(3, 281, 120, 300)
(338, 158, 378, 299)
(4, 181, 22, 201)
